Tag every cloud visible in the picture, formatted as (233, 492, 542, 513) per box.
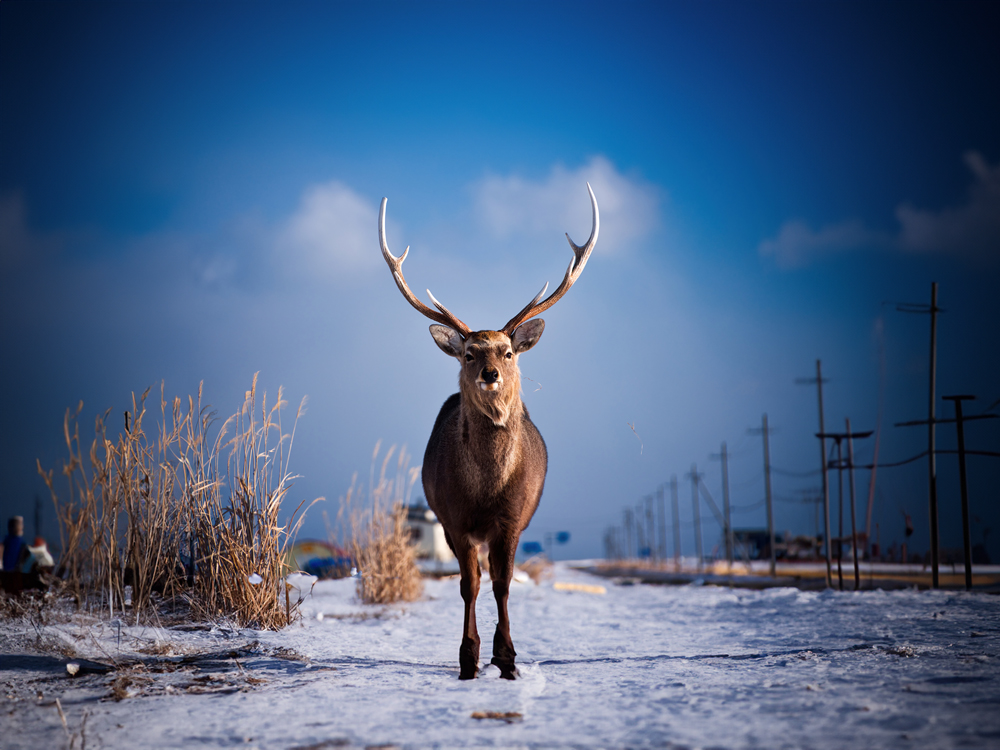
(277, 180, 380, 276)
(758, 219, 887, 269)
(0, 192, 61, 268)
(473, 156, 661, 257)
(896, 151, 1000, 257)
(760, 151, 1000, 268)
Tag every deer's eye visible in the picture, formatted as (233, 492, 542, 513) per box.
(505, 352, 513, 359)
(465, 354, 474, 362)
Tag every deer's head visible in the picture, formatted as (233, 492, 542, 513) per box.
(378, 184, 599, 426)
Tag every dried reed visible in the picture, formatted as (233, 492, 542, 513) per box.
(36, 375, 317, 629)
(334, 443, 423, 605)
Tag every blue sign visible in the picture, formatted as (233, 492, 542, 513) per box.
(522, 541, 543, 555)
(555, 531, 571, 544)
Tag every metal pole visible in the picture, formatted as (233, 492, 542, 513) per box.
(721, 442, 733, 568)
(762, 414, 775, 578)
(928, 282, 940, 588)
(846, 418, 861, 591)
(691, 464, 703, 570)
(671, 475, 681, 569)
(944, 395, 975, 590)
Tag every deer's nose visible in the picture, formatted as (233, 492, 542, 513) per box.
(482, 368, 500, 384)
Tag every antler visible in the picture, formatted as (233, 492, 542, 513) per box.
(379, 197, 471, 338)
(501, 183, 599, 336)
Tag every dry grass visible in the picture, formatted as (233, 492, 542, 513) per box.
(518, 554, 554, 584)
(36, 374, 317, 629)
(333, 443, 423, 605)
(352, 500, 423, 604)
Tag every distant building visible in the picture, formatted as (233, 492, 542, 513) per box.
(732, 528, 785, 561)
(406, 503, 454, 562)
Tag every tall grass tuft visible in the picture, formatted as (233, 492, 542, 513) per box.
(332, 442, 423, 605)
(37, 375, 317, 629)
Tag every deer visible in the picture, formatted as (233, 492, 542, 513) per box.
(377, 184, 599, 680)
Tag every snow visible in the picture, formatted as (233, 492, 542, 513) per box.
(2, 563, 999, 749)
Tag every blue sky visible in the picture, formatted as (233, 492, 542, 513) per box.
(2, 1, 998, 563)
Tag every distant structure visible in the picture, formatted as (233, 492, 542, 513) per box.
(406, 502, 454, 562)
(732, 528, 782, 562)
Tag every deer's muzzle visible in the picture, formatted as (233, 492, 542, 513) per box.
(479, 368, 502, 391)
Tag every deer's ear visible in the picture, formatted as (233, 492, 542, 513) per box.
(511, 319, 545, 354)
(429, 325, 464, 358)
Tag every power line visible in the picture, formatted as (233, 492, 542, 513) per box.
(770, 466, 823, 477)
(730, 498, 767, 513)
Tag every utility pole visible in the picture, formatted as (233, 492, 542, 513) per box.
(818, 427, 873, 591)
(943, 395, 999, 590)
(670, 475, 681, 569)
(896, 283, 943, 588)
(688, 464, 703, 570)
(927, 283, 940, 589)
(634, 501, 646, 558)
(913, 395, 1000, 591)
(763, 417, 774, 578)
(846, 419, 861, 591)
(696, 476, 727, 567)
(623, 508, 633, 560)
(710, 442, 734, 567)
(645, 495, 656, 561)
(656, 484, 667, 563)
(797, 360, 832, 588)
(749, 415, 776, 577)
(835, 437, 845, 590)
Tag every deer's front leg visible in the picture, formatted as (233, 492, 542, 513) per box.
(488, 535, 518, 679)
(456, 540, 481, 680)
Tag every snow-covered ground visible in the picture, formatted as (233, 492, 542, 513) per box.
(2, 563, 999, 749)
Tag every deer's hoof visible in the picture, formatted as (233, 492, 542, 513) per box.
(459, 638, 480, 680)
(491, 657, 519, 680)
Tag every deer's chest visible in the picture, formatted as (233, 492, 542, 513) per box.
(457, 430, 520, 499)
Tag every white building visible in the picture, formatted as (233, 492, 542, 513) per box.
(406, 504, 454, 562)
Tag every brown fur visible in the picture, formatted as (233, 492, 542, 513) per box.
(423, 327, 547, 679)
